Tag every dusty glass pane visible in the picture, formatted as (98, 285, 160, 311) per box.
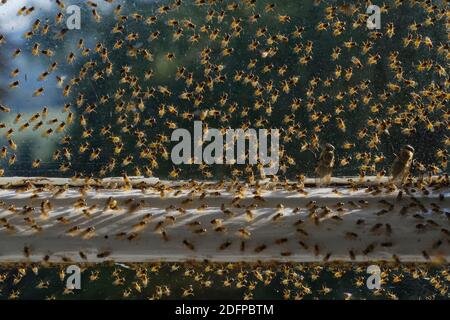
(0, 0, 447, 179)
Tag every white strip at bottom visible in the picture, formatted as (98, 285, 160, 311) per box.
(0, 181, 448, 263)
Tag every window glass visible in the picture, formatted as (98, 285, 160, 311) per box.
(0, 0, 447, 179)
